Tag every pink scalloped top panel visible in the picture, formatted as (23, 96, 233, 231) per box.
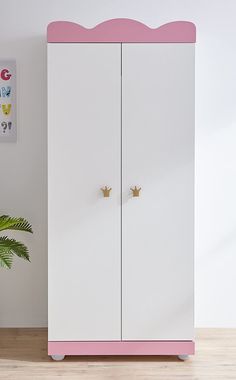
(47, 19, 196, 43)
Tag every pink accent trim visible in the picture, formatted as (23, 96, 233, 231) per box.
(48, 340, 195, 356)
(47, 19, 196, 43)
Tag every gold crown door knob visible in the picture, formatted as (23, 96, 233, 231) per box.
(130, 186, 141, 197)
(101, 186, 112, 197)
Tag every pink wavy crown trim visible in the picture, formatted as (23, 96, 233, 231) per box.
(47, 19, 196, 43)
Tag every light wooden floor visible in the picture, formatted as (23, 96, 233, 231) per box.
(0, 329, 236, 379)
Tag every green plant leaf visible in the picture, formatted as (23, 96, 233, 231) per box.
(0, 215, 33, 233)
(0, 236, 30, 266)
(0, 250, 13, 269)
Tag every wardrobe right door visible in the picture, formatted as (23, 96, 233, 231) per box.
(122, 43, 195, 341)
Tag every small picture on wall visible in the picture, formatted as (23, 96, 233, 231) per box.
(0, 60, 16, 142)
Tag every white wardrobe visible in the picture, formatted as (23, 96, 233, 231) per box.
(47, 19, 195, 360)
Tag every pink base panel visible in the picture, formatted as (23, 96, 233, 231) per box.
(48, 341, 195, 356)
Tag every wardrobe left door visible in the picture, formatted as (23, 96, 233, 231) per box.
(48, 43, 121, 341)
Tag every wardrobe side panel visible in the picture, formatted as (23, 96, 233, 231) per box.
(122, 43, 194, 340)
(48, 43, 121, 341)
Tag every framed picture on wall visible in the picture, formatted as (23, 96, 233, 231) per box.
(0, 60, 16, 142)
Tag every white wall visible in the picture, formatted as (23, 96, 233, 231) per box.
(0, 0, 235, 327)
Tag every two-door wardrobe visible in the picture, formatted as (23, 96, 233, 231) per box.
(47, 19, 196, 360)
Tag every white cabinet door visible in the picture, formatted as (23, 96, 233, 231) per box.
(48, 44, 121, 341)
(122, 44, 194, 340)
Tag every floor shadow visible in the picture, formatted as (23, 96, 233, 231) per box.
(0, 329, 182, 363)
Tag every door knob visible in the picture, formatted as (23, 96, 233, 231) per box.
(101, 186, 112, 197)
(130, 186, 141, 197)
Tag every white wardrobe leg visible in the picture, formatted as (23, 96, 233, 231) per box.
(51, 355, 65, 361)
(178, 354, 189, 361)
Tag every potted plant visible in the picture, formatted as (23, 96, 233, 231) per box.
(0, 215, 33, 269)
